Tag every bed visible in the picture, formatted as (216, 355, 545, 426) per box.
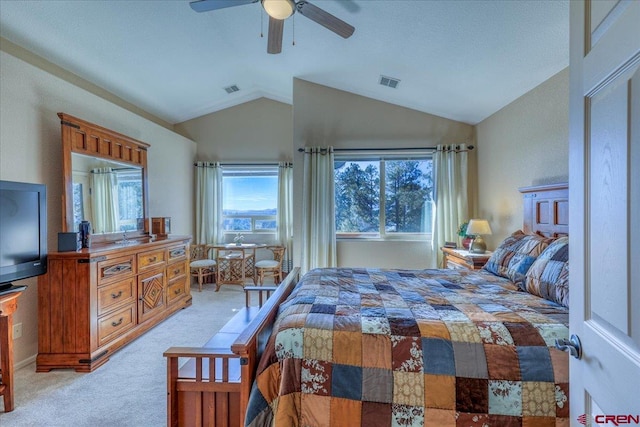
(164, 183, 570, 426)
(245, 183, 570, 426)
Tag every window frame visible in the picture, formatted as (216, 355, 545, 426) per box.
(221, 165, 278, 236)
(115, 168, 144, 231)
(334, 154, 433, 241)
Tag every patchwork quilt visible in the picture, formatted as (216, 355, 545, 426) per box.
(245, 268, 569, 427)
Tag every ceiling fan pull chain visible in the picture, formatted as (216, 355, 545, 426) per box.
(188, 0, 354, 53)
(292, 14, 295, 46)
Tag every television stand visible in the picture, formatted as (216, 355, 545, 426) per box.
(0, 290, 23, 412)
(0, 284, 27, 297)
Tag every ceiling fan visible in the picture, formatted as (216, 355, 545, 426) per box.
(190, 0, 355, 54)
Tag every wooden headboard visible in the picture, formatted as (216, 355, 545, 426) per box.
(519, 183, 568, 238)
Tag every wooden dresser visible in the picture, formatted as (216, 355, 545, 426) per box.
(37, 236, 191, 372)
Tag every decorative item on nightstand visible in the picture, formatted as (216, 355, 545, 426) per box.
(466, 219, 492, 254)
(152, 217, 171, 237)
(457, 222, 473, 249)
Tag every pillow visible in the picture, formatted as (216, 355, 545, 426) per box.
(482, 230, 555, 285)
(524, 236, 569, 307)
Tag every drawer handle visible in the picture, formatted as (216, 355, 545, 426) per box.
(174, 268, 181, 275)
(111, 317, 124, 327)
(104, 263, 132, 276)
(170, 249, 186, 258)
(111, 290, 123, 299)
(148, 256, 157, 263)
(174, 288, 182, 295)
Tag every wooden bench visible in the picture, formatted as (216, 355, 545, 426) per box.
(164, 268, 299, 427)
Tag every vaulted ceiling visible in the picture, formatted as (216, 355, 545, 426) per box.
(0, 0, 569, 125)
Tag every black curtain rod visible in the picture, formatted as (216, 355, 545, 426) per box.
(193, 162, 281, 167)
(223, 162, 280, 166)
(90, 167, 137, 173)
(297, 145, 474, 153)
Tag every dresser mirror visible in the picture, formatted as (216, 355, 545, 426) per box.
(70, 153, 145, 235)
(59, 113, 150, 243)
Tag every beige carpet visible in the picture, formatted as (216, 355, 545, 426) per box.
(0, 283, 247, 426)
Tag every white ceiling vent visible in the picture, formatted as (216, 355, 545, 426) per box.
(224, 84, 240, 94)
(379, 75, 400, 89)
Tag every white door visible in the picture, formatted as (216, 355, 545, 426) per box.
(569, 0, 640, 423)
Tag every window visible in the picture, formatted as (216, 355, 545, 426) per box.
(335, 157, 433, 238)
(116, 169, 143, 231)
(222, 167, 278, 234)
(72, 182, 85, 232)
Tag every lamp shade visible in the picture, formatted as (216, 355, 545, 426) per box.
(262, 0, 295, 20)
(466, 219, 492, 236)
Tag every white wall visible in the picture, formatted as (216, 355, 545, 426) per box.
(476, 68, 569, 247)
(292, 78, 476, 270)
(177, 79, 476, 271)
(176, 97, 293, 163)
(0, 49, 196, 366)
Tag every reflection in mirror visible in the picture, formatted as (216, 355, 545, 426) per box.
(72, 153, 144, 234)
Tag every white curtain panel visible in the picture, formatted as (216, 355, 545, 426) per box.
(195, 162, 222, 245)
(301, 147, 337, 273)
(277, 162, 294, 273)
(90, 167, 119, 234)
(432, 144, 469, 267)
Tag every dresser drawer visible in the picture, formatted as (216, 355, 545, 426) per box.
(167, 278, 187, 304)
(167, 261, 186, 281)
(98, 278, 136, 316)
(98, 304, 136, 346)
(97, 255, 135, 285)
(446, 259, 468, 270)
(168, 244, 188, 264)
(138, 249, 166, 272)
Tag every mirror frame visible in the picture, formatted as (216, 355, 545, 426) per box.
(59, 113, 150, 243)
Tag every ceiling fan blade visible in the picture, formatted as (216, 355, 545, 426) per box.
(189, 0, 257, 13)
(267, 17, 284, 54)
(296, 0, 355, 39)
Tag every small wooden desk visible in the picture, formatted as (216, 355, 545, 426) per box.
(441, 247, 492, 271)
(210, 244, 265, 289)
(0, 291, 22, 413)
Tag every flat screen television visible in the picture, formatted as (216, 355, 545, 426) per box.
(0, 180, 47, 289)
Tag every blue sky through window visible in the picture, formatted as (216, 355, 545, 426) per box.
(223, 176, 277, 212)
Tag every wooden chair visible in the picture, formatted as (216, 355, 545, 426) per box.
(254, 245, 285, 285)
(189, 244, 216, 292)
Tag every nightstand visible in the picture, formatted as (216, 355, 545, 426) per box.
(441, 247, 492, 271)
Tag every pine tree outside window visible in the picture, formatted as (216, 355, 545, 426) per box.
(334, 156, 433, 239)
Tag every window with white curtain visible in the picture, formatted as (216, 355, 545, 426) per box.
(116, 169, 143, 231)
(221, 166, 278, 234)
(334, 155, 433, 239)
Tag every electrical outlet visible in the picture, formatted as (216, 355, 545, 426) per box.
(13, 322, 23, 339)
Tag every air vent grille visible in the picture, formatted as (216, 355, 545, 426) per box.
(224, 84, 240, 94)
(379, 75, 400, 89)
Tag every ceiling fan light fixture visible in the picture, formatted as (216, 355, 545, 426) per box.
(262, 0, 295, 20)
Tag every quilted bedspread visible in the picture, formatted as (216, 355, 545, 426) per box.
(245, 268, 569, 426)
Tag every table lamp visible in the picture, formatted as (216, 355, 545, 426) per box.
(466, 219, 492, 254)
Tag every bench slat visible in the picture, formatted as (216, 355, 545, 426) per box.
(163, 347, 235, 358)
(176, 382, 242, 393)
